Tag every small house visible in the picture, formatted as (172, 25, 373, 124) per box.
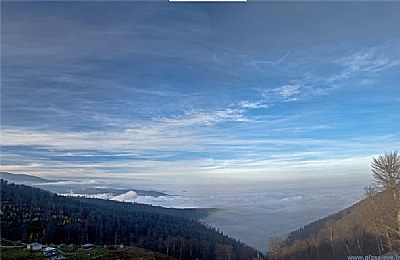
(43, 246, 58, 256)
(49, 256, 66, 260)
(82, 243, 94, 249)
(27, 242, 43, 251)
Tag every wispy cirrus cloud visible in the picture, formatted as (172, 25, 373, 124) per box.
(272, 84, 301, 102)
(239, 101, 269, 109)
(258, 45, 400, 104)
(155, 107, 249, 128)
(339, 48, 400, 74)
(245, 51, 291, 71)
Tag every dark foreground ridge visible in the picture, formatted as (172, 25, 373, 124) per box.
(0, 180, 262, 260)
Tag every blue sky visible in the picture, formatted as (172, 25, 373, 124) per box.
(2, 1, 400, 186)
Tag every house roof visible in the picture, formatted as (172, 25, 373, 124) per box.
(29, 242, 42, 246)
(43, 247, 57, 251)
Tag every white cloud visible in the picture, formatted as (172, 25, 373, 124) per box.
(3, 121, 399, 182)
(320, 46, 400, 86)
(273, 84, 301, 100)
(157, 107, 247, 128)
(239, 101, 268, 109)
(113, 190, 138, 201)
(340, 48, 400, 74)
(36, 180, 101, 186)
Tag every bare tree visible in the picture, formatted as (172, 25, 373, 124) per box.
(372, 151, 400, 190)
(364, 185, 394, 252)
(307, 234, 320, 260)
(371, 151, 400, 239)
(325, 219, 336, 256)
(268, 236, 284, 260)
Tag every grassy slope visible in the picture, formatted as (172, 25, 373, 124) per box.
(0, 241, 176, 260)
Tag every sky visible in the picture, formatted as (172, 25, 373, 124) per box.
(2, 1, 400, 186)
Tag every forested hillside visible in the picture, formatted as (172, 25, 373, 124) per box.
(0, 180, 261, 260)
(269, 190, 395, 259)
(268, 152, 400, 260)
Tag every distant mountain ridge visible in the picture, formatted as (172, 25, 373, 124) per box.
(0, 171, 54, 183)
(0, 171, 167, 197)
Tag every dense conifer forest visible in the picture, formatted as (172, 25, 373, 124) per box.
(0, 180, 261, 260)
